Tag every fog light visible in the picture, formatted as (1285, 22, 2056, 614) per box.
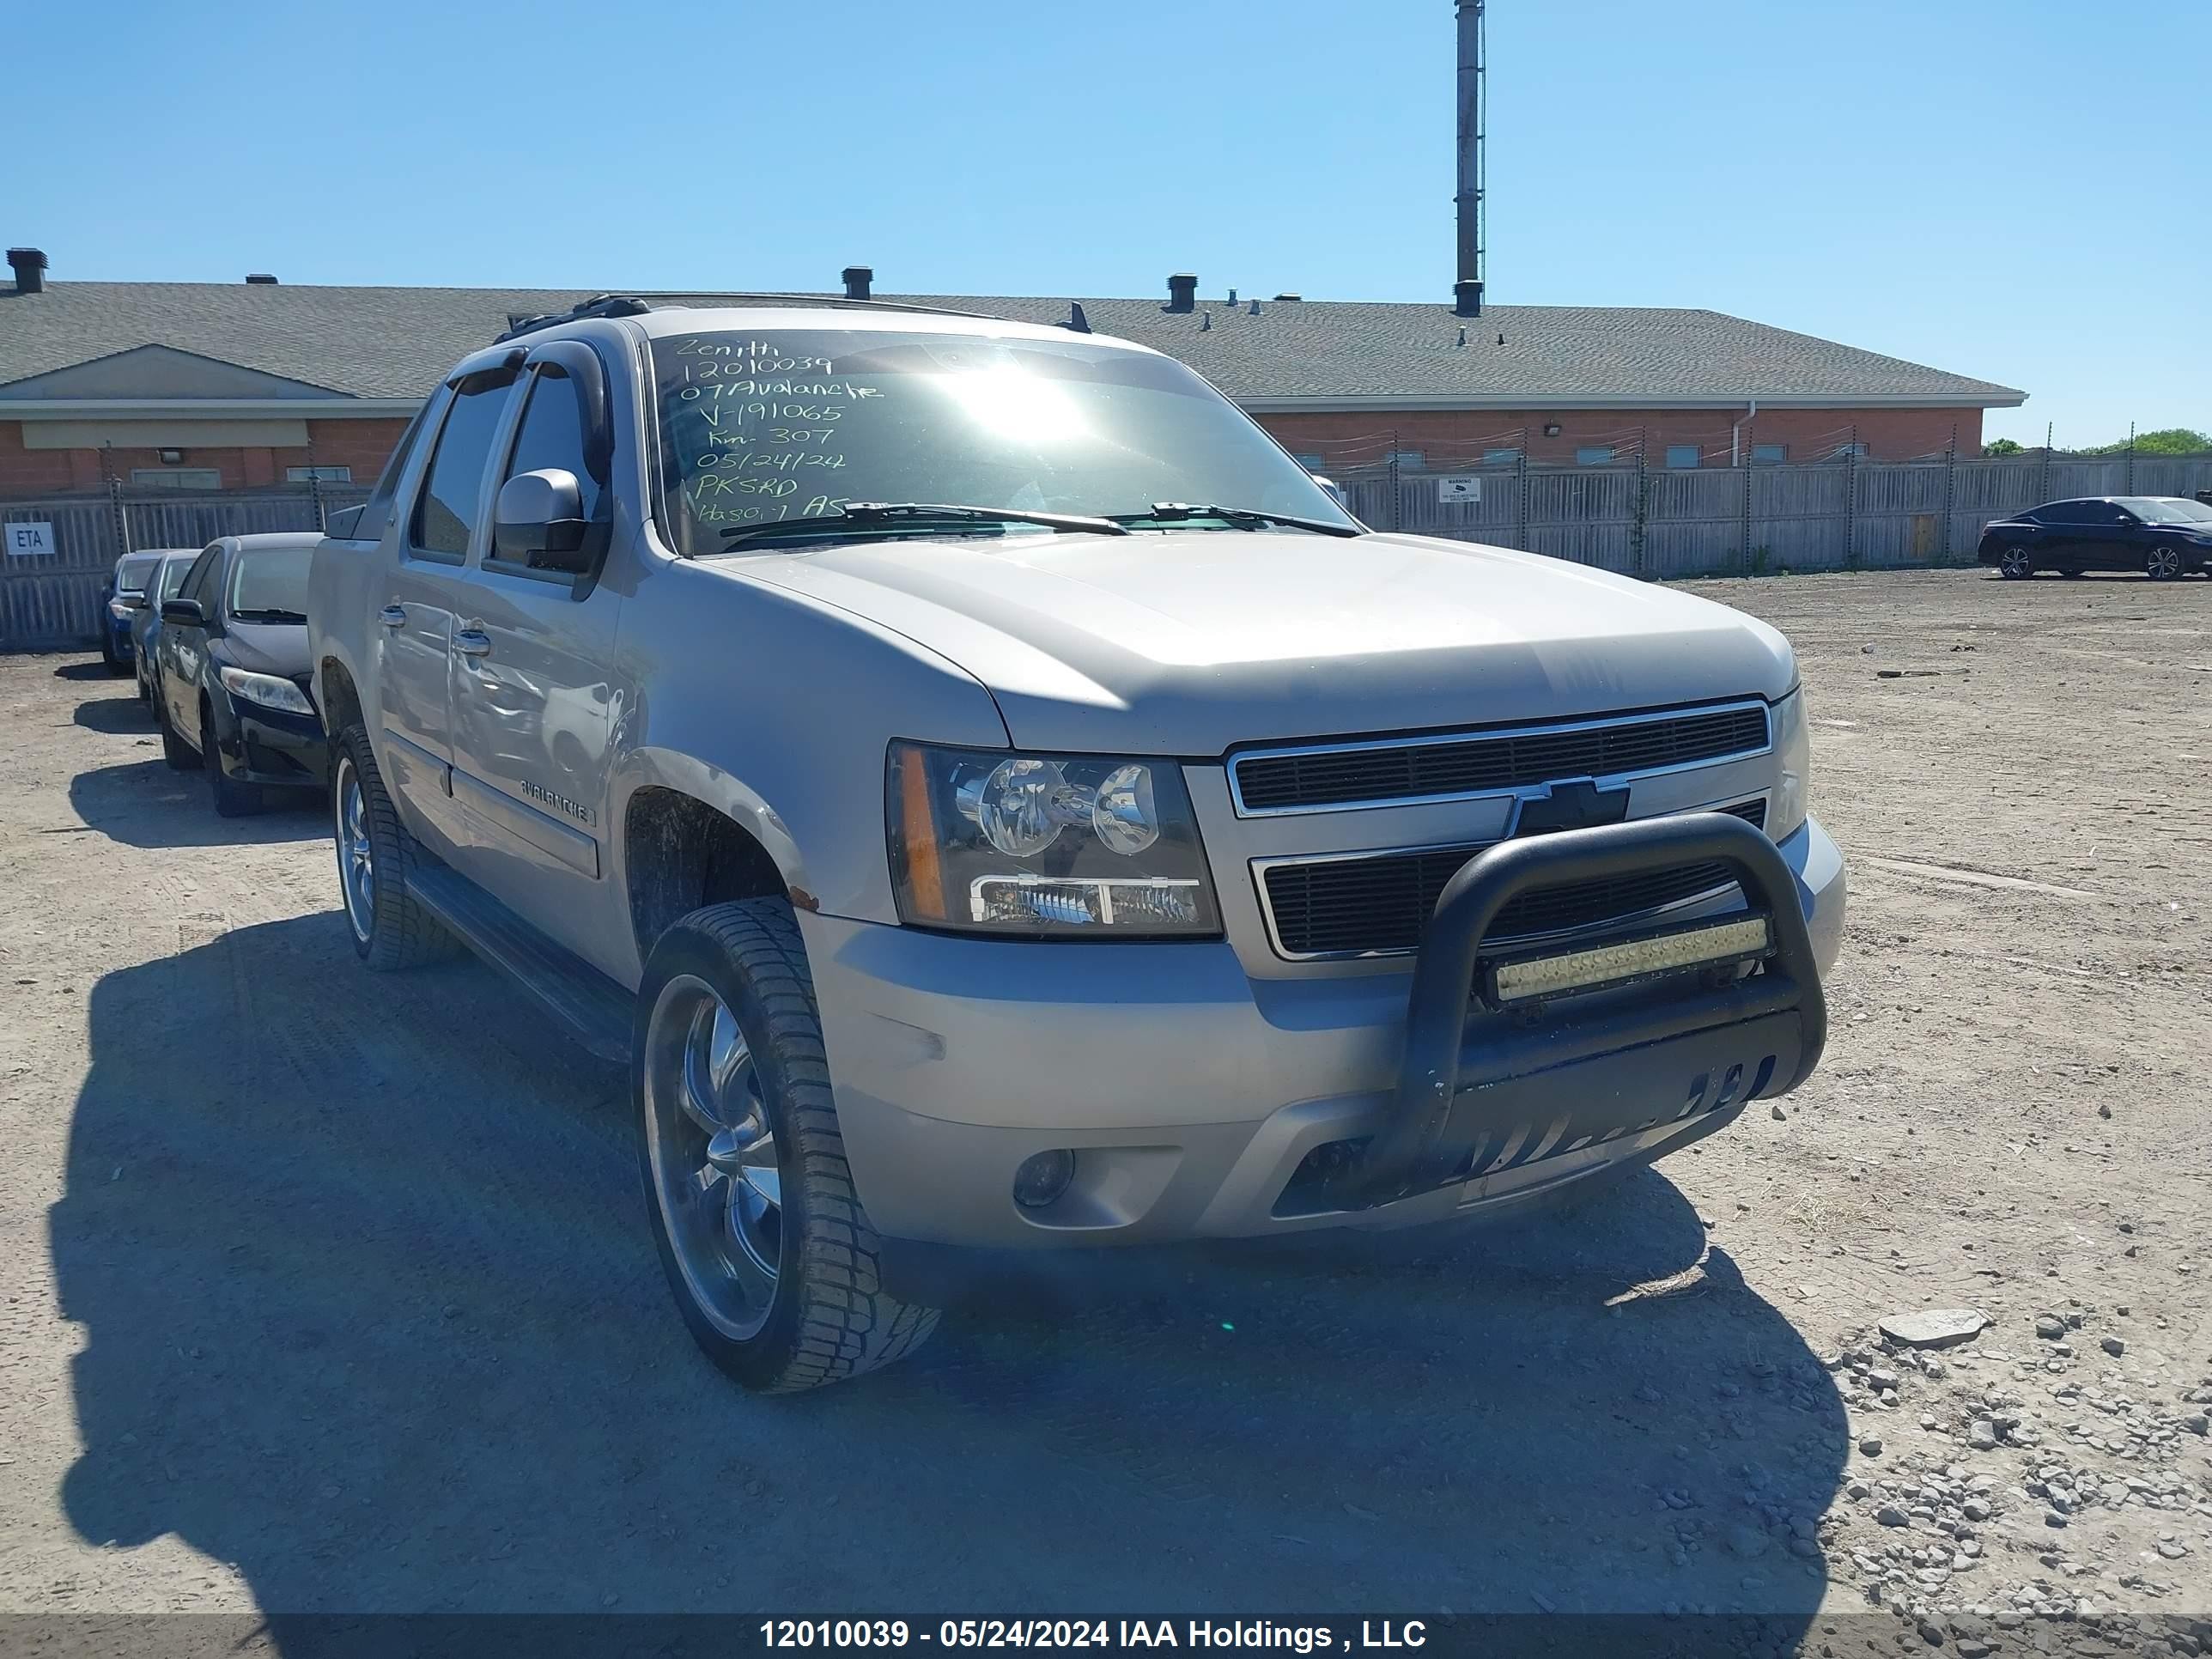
(1012, 1149, 1076, 1209)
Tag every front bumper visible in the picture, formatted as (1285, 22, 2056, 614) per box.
(212, 696, 331, 789)
(805, 814, 1844, 1250)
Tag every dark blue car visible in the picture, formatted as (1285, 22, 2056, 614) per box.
(98, 550, 164, 675)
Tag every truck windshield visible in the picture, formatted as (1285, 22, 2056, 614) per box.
(650, 327, 1358, 557)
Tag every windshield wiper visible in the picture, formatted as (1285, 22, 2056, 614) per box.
(720, 501, 1128, 546)
(1108, 502, 1362, 538)
(230, 607, 308, 623)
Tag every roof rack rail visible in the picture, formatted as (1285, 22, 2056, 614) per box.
(496, 293, 654, 342)
(635, 290, 1008, 323)
(494, 290, 1010, 342)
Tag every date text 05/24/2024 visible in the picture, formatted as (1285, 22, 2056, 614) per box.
(759, 1623, 1431, 1651)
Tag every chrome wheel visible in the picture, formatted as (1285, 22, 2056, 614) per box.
(1999, 547, 2033, 580)
(335, 757, 375, 945)
(2147, 545, 2182, 581)
(641, 975, 782, 1340)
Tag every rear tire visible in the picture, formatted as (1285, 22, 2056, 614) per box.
(635, 899, 939, 1392)
(204, 705, 261, 817)
(331, 725, 456, 969)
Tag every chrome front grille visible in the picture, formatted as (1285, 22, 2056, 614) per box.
(1256, 799, 1766, 960)
(1229, 702, 1771, 817)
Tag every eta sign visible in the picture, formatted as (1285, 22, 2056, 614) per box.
(5, 520, 57, 557)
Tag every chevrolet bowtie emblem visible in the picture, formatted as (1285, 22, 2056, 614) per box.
(1512, 778, 1631, 836)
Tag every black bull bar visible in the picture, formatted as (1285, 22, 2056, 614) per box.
(1350, 811, 1827, 1208)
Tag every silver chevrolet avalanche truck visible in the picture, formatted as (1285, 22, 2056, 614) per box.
(308, 295, 1844, 1391)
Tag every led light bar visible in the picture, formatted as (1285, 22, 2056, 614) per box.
(1489, 915, 1772, 1006)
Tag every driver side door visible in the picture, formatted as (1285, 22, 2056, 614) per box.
(2083, 501, 2139, 570)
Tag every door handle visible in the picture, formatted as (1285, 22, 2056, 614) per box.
(454, 629, 493, 658)
(379, 605, 407, 628)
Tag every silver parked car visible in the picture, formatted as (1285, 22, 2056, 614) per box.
(310, 296, 1844, 1391)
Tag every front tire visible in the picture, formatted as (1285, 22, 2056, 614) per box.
(1997, 546, 2034, 580)
(204, 704, 260, 817)
(157, 696, 198, 771)
(635, 900, 939, 1392)
(2146, 544, 2184, 581)
(331, 726, 456, 969)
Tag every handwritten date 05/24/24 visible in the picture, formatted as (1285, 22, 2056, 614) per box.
(757, 1621, 1433, 1651)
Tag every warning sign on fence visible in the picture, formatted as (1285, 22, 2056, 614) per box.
(1436, 477, 1480, 504)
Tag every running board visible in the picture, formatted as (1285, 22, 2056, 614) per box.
(404, 862, 633, 1064)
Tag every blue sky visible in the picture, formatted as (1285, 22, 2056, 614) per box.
(12, 0, 2207, 446)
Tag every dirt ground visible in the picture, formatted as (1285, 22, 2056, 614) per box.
(0, 568, 2206, 1652)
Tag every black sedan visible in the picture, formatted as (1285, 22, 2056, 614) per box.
(1978, 495, 2212, 580)
(155, 533, 329, 817)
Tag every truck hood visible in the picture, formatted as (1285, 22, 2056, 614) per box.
(731, 529, 1796, 754)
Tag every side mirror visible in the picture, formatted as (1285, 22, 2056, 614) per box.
(121, 592, 149, 611)
(161, 598, 207, 626)
(325, 503, 367, 539)
(493, 469, 593, 574)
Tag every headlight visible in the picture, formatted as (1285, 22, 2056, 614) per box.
(108, 599, 135, 620)
(888, 742, 1220, 937)
(1768, 686, 1810, 842)
(218, 665, 316, 716)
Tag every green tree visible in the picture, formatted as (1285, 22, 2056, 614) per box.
(2132, 428, 2211, 454)
(2078, 428, 2210, 456)
(1983, 438, 2023, 457)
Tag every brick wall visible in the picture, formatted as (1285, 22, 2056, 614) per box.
(5, 407, 1986, 496)
(1256, 406, 1987, 470)
(0, 416, 416, 496)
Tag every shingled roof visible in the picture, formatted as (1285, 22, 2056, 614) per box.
(0, 281, 2025, 409)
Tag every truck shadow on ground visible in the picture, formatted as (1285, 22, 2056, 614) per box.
(54, 915, 1845, 1634)
(65, 757, 324, 848)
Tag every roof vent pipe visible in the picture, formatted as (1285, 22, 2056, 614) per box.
(841, 265, 872, 301)
(1164, 273, 1197, 313)
(7, 247, 47, 295)
(245, 273, 278, 284)
(1226, 288, 1237, 306)
(1454, 279, 1484, 318)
